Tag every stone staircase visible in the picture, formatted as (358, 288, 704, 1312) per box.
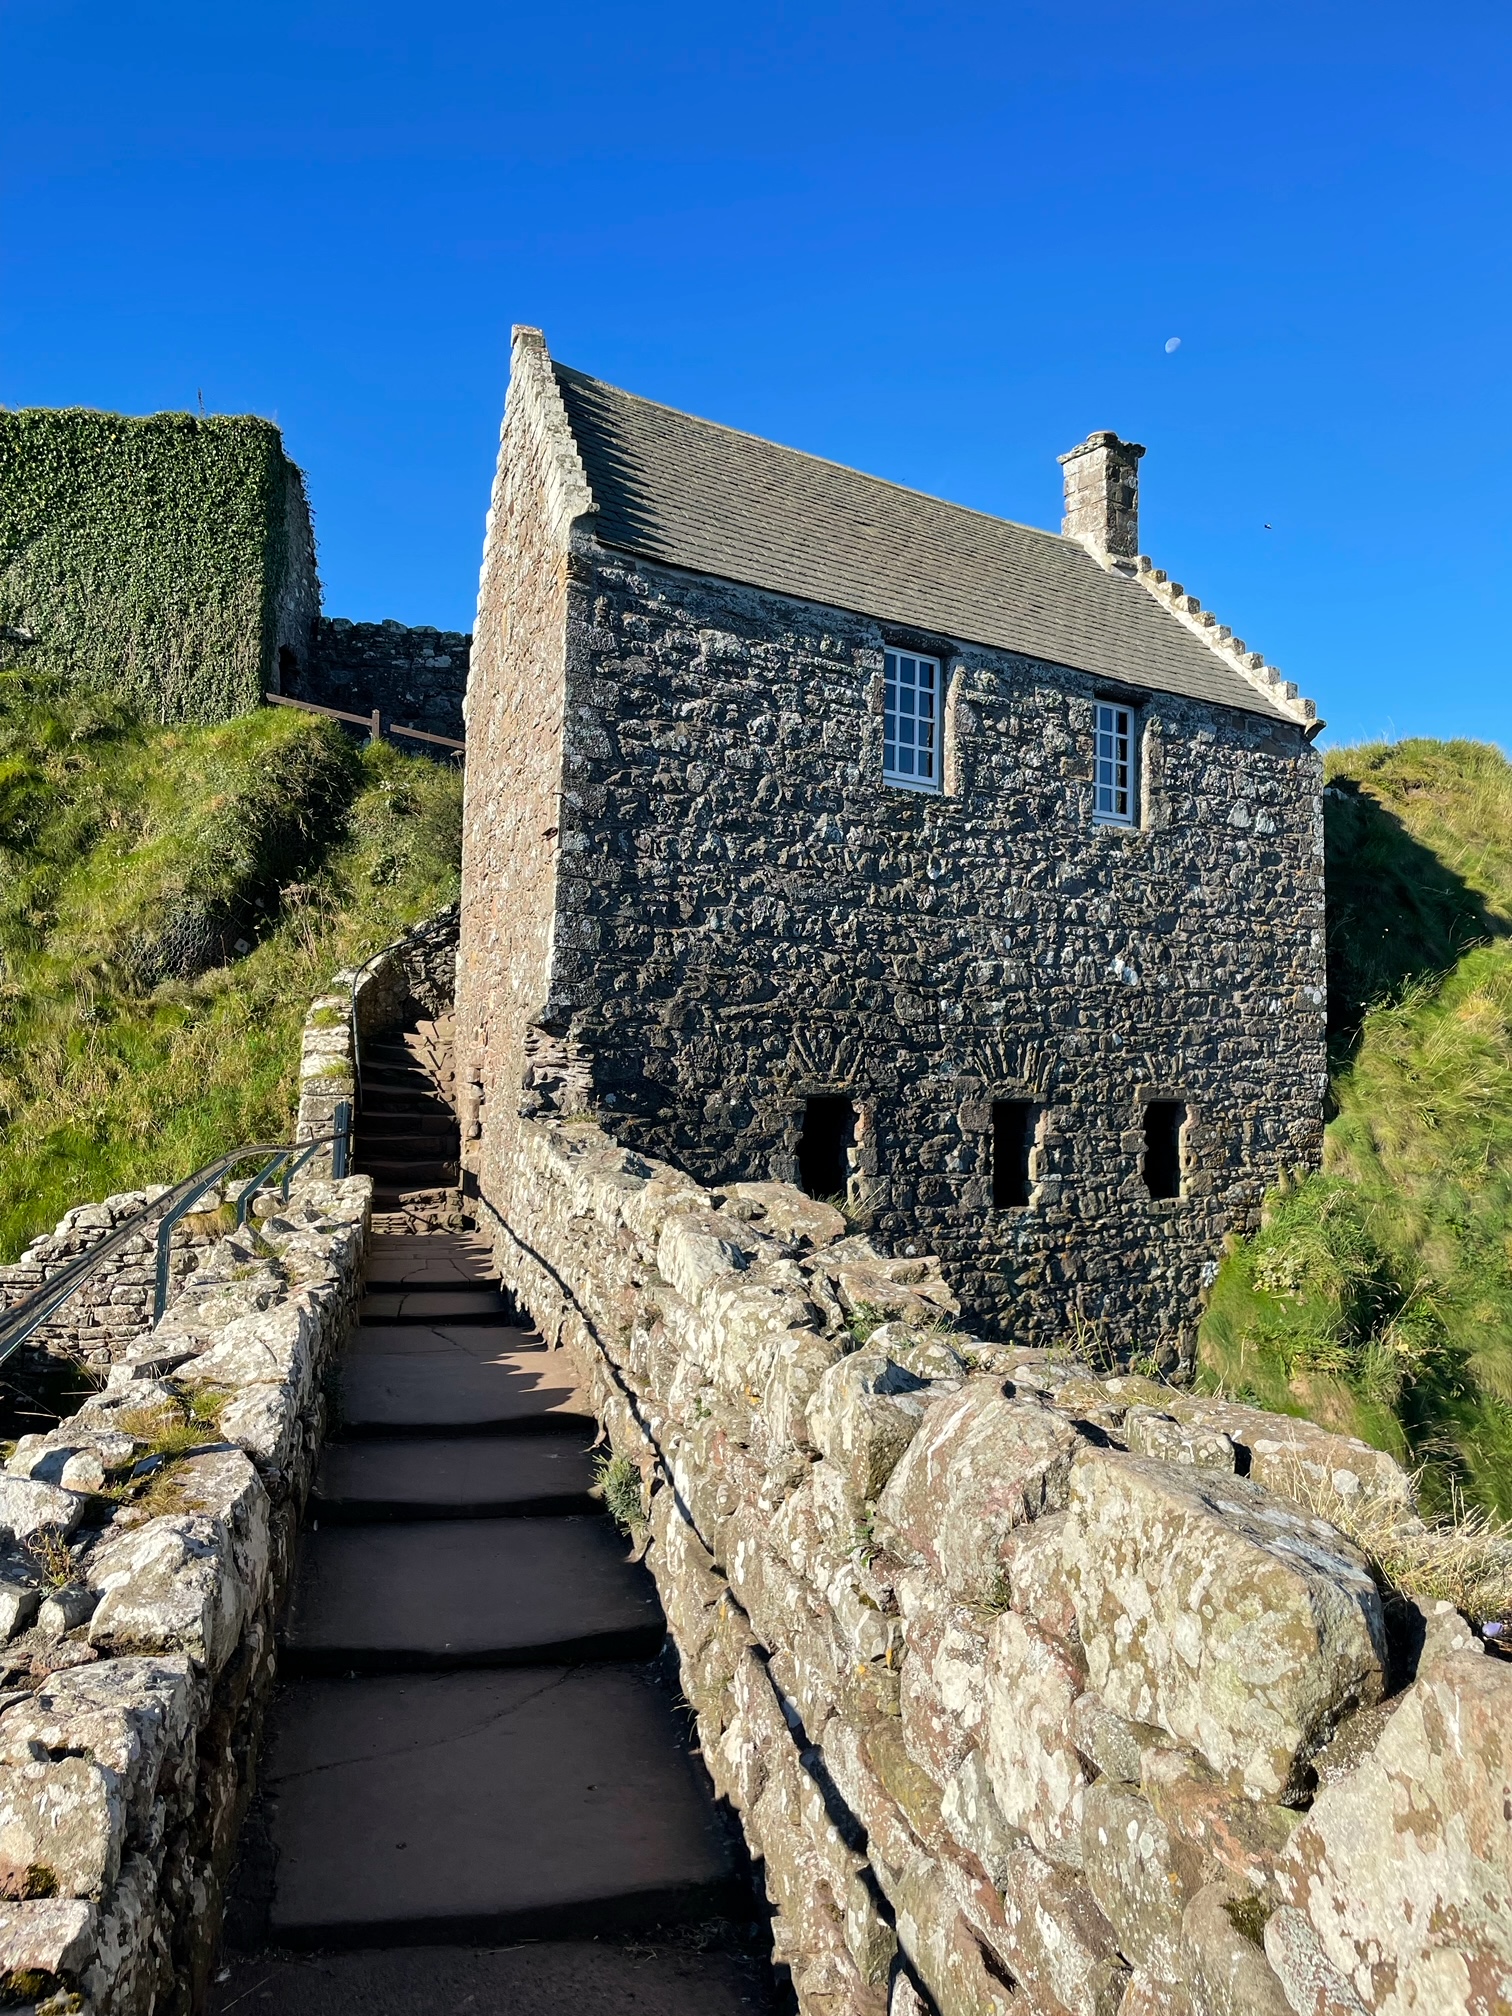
(212, 1051, 772, 2012)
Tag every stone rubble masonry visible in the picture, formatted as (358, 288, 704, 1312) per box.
(295, 903, 460, 1176)
(455, 328, 1328, 1364)
(0, 1171, 371, 2016)
(0, 1197, 241, 1372)
(1058, 433, 1145, 561)
(289, 617, 470, 744)
(473, 1109, 1512, 2016)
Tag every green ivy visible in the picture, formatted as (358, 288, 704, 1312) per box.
(0, 408, 307, 722)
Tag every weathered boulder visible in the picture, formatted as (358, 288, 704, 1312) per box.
(176, 1299, 320, 1411)
(1163, 1399, 1415, 1525)
(1182, 1882, 1293, 2016)
(87, 1516, 245, 1673)
(0, 1658, 198, 1843)
(721, 1182, 847, 1252)
(1001, 1509, 1078, 1641)
(808, 1349, 960, 1502)
(0, 1895, 96, 1977)
(1141, 1748, 1301, 1901)
(1082, 1782, 1205, 1978)
(0, 1755, 123, 1899)
(983, 1609, 1088, 1869)
(877, 1384, 1079, 1599)
(0, 1474, 84, 1543)
(939, 1750, 1019, 1891)
(1063, 1451, 1387, 1799)
(1267, 1651, 1512, 2015)
(998, 1846, 1129, 2016)
(891, 1851, 1015, 2016)
(704, 1271, 820, 1398)
(899, 1593, 991, 1784)
(172, 1448, 272, 1594)
(765, 1329, 848, 1451)
(1124, 1407, 1237, 1474)
(656, 1210, 753, 1306)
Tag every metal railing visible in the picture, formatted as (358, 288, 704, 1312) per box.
(0, 1104, 351, 1372)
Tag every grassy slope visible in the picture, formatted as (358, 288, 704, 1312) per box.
(1202, 739, 1512, 1519)
(0, 671, 461, 1258)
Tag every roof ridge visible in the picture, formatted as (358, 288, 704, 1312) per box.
(1124, 554, 1320, 728)
(552, 361, 1072, 554)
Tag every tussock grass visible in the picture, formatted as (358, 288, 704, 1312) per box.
(1203, 739, 1512, 1519)
(1266, 1449, 1512, 1629)
(0, 669, 460, 1259)
(594, 1450, 646, 1536)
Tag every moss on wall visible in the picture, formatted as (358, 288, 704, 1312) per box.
(0, 408, 316, 722)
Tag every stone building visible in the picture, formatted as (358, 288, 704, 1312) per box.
(456, 326, 1325, 1357)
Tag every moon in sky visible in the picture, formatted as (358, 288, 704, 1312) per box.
(1164, 337, 1182, 353)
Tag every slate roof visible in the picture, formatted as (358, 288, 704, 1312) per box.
(552, 364, 1294, 724)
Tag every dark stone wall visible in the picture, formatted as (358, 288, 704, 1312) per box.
(287, 617, 470, 741)
(523, 537, 1325, 1360)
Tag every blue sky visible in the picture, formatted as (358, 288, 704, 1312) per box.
(3, 0, 1509, 748)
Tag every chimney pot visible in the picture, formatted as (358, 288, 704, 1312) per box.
(1057, 431, 1146, 558)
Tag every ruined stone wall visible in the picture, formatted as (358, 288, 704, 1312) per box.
(0, 1175, 371, 2016)
(290, 618, 469, 740)
(476, 1115, 1510, 2016)
(460, 506, 1325, 1359)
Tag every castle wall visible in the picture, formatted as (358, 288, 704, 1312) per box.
(292, 617, 470, 741)
(526, 538, 1325, 1360)
(454, 333, 594, 1202)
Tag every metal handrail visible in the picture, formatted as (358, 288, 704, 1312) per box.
(0, 1104, 351, 1371)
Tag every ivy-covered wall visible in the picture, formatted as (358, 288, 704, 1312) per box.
(0, 408, 319, 721)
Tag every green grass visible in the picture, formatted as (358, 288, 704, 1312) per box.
(0, 668, 461, 1258)
(1202, 738, 1512, 1524)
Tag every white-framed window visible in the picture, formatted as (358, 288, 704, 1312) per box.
(1094, 703, 1136, 824)
(884, 649, 942, 791)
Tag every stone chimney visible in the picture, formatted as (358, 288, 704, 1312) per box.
(1057, 431, 1145, 559)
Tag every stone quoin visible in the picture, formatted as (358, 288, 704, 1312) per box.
(456, 326, 1326, 1358)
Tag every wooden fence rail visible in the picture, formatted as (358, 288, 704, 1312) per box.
(264, 690, 465, 754)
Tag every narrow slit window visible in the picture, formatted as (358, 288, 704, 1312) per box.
(992, 1100, 1037, 1208)
(1095, 703, 1135, 824)
(798, 1096, 856, 1200)
(1143, 1100, 1184, 1199)
(884, 650, 942, 791)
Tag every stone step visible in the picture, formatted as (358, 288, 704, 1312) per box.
(282, 1519, 663, 1672)
(312, 1432, 597, 1521)
(356, 1157, 460, 1185)
(360, 1288, 512, 1324)
(210, 1943, 770, 2015)
(260, 1665, 743, 1948)
(356, 1123, 459, 1144)
(358, 1091, 452, 1114)
(338, 1336, 592, 1436)
(364, 1242, 497, 1288)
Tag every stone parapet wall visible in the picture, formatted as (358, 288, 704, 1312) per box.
(478, 1116, 1511, 2016)
(0, 1174, 370, 2015)
(1, 1193, 244, 1371)
(295, 904, 460, 1174)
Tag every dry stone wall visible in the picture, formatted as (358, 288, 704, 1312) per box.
(0, 1202, 225, 1372)
(478, 1114, 1511, 2016)
(0, 1175, 370, 2015)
